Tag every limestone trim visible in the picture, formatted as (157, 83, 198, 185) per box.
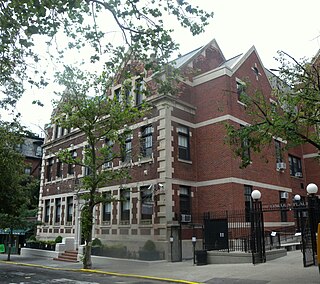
(303, 153, 319, 159)
(171, 114, 249, 129)
(172, 177, 292, 192)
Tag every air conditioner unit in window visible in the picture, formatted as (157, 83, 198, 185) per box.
(295, 172, 302, 178)
(102, 162, 113, 169)
(181, 214, 191, 223)
(276, 162, 286, 170)
(280, 192, 289, 199)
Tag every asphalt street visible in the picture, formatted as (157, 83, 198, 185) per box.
(1, 250, 319, 284)
(0, 263, 177, 284)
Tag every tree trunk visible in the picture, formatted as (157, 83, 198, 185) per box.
(82, 205, 94, 269)
(83, 241, 92, 269)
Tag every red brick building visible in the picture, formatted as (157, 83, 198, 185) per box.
(20, 135, 44, 178)
(37, 40, 320, 260)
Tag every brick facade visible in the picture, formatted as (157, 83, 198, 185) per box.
(37, 39, 320, 260)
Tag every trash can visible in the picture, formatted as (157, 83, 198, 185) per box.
(195, 250, 207, 265)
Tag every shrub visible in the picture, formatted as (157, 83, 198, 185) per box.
(55, 235, 63, 243)
(139, 240, 160, 261)
(142, 240, 156, 251)
(27, 235, 37, 242)
(92, 238, 102, 247)
(104, 244, 126, 258)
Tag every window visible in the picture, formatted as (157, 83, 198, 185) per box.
(244, 185, 253, 222)
(55, 198, 61, 223)
(115, 86, 131, 106)
(180, 186, 191, 215)
(35, 145, 42, 157)
(102, 192, 112, 223)
(115, 88, 121, 102)
(288, 155, 302, 177)
(122, 136, 132, 162)
(140, 125, 153, 158)
(120, 189, 130, 222)
(56, 159, 63, 178)
(141, 186, 153, 221)
(54, 124, 59, 139)
(84, 166, 91, 176)
(66, 196, 73, 223)
(46, 158, 53, 181)
(236, 80, 246, 102)
(103, 139, 114, 168)
(124, 86, 131, 106)
(275, 140, 283, 163)
(67, 150, 77, 175)
(44, 200, 50, 223)
(178, 125, 190, 160)
(135, 78, 144, 106)
(24, 167, 31, 175)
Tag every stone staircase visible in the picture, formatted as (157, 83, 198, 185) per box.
(53, 250, 79, 263)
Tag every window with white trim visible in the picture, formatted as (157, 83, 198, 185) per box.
(140, 125, 153, 158)
(120, 189, 130, 222)
(236, 79, 246, 103)
(288, 155, 302, 177)
(122, 136, 132, 162)
(135, 78, 144, 106)
(178, 125, 190, 160)
(66, 196, 73, 223)
(102, 192, 112, 223)
(44, 199, 50, 223)
(67, 150, 77, 175)
(275, 140, 283, 163)
(141, 186, 153, 221)
(46, 158, 53, 181)
(179, 186, 191, 215)
(55, 198, 61, 223)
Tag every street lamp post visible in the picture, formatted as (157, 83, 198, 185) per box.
(169, 235, 174, 262)
(250, 189, 265, 264)
(294, 194, 301, 232)
(192, 236, 196, 265)
(306, 183, 318, 259)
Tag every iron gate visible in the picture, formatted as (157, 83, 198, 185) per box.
(203, 217, 228, 251)
(297, 207, 315, 266)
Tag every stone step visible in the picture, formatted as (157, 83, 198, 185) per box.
(53, 250, 79, 263)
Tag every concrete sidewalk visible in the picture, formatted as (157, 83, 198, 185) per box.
(1, 250, 319, 284)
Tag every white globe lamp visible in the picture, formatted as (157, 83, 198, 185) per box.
(306, 183, 318, 195)
(294, 194, 301, 202)
(251, 189, 261, 200)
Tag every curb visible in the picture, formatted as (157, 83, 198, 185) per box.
(0, 260, 201, 284)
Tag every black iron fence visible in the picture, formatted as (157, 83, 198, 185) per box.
(198, 209, 297, 253)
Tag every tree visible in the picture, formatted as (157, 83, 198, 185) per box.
(53, 66, 148, 268)
(0, 120, 29, 261)
(227, 51, 320, 167)
(1, 0, 213, 268)
(0, 0, 213, 111)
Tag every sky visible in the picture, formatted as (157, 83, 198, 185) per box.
(8, 0, 320, 136)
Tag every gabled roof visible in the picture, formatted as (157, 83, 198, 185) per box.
(171, 39, 271, 83)
(173, 39, 279, 89)
(172, 38, 226, 69)
(220, 54, 243, 69)
(173, 46, 203, 69)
